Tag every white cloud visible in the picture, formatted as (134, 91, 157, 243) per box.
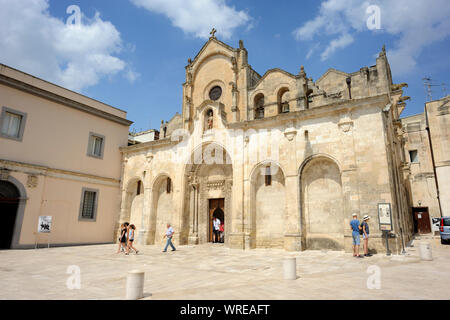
(306, 43, 320, 60)
(130, 0, 251, 39)
(293, 0, 450, 74)
(0, 0, 134, 92)
(321, 34, 354, 61)
(125, 68, 141, 83)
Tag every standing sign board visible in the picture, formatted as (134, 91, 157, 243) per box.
(36, 216, 52, 249)
(38, 216, 52, 233)
(378, 203, 392, 231)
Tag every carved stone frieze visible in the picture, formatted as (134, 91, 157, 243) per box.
(206, 180, 225, 191)
(27, 174, 38, 188)
(0, 168, 10, 181)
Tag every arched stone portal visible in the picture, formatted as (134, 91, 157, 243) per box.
(183, 143, 233, 246)
(300, 156, 344, 250)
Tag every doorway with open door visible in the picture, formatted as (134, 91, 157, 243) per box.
(412, 207, 432, 235)
(209, 198, 224, 243)
(0, 181, 20, 249)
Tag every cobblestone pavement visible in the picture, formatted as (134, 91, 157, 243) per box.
(0, 238, 449, 300)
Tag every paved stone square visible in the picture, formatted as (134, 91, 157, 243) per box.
(0, 238, 449, 300)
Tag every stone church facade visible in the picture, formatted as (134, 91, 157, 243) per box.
(118, 35, 414, 254)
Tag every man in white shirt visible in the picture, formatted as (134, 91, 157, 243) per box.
(163, 223, 176, 252)
(213, 217, 221, 243)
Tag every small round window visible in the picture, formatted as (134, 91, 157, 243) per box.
(209, 86, 222, 101)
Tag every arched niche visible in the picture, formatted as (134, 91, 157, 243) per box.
(250, 161, 286, 248)
(149, 174, 174, 245)
(300, 156, 344, 250)
(128, 179, 145, 234)
(254, 93, 265, 119)
(277, 87, 290, 114)
(117, 177, 144, 240)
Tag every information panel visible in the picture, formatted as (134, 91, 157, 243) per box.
(378, 203, 392, 231)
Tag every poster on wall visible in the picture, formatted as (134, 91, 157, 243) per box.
(378, 203, 392, 231)
(38, 216, 52, 233)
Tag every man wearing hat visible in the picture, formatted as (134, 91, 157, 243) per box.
(361, 215, 372, 257)
(350, 213, 363, 258)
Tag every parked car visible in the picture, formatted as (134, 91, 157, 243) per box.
(440, 217, 450, 244)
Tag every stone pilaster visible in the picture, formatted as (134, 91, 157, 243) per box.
(188, 182, 199, 245)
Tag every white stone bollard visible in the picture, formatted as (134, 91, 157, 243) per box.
(419, 242, 433, 261)
(283, 257, 297, 280)
(126, 270, 145, 300)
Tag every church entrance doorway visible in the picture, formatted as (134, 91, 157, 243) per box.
(0, 181, 20, 249)
(209, 198, 224, 243)
(412, 207, 431, 234)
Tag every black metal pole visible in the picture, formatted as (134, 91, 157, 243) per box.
(385, 231, 391, 256)
(400, 227, 406, 254)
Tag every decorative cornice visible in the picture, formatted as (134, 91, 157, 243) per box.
(0, 74, 133, 127)
(120, 137, 178, 153)
(229, 94, 388, 130)
(0, 159, 119, 186)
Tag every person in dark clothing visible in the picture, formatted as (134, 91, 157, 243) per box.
(362, 215, 372, 257)
(117, 223, 128, 253)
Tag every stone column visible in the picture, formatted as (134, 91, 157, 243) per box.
(230, 56, 239, 123)
(141, 156, 154, 245)
(115, 159, 129, 240)
(231, 83, 239, 123)
(188, 183, 199, 244)
(139, 186, 152, 245)
(242, 178, 254, 249)
(117, 188, 132, 240)
(338, 113, 360, 252)
(224, 178, 233, 246)
(284, 175, 301, 251)
(283, 125, 301, 251)
(229, 143, 245, 250)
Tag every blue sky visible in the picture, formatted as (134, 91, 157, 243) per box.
(1, 0, 449, 132)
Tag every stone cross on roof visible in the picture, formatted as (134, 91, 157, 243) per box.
(210, 28, 217, 38)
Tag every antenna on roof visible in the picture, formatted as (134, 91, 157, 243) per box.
(442, 83, 448, 97)
(422, 77, 440, 102)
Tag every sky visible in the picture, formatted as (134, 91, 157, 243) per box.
(0, 0, 449, 132)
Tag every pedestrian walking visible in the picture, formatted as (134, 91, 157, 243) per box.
(116, 223, 128, 253)
(350, 213, 363, 258)
(162, 223, 176, 252)
(126, 224, 139, 255)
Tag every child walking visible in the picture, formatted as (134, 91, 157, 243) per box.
(126, 224, 139, 255)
